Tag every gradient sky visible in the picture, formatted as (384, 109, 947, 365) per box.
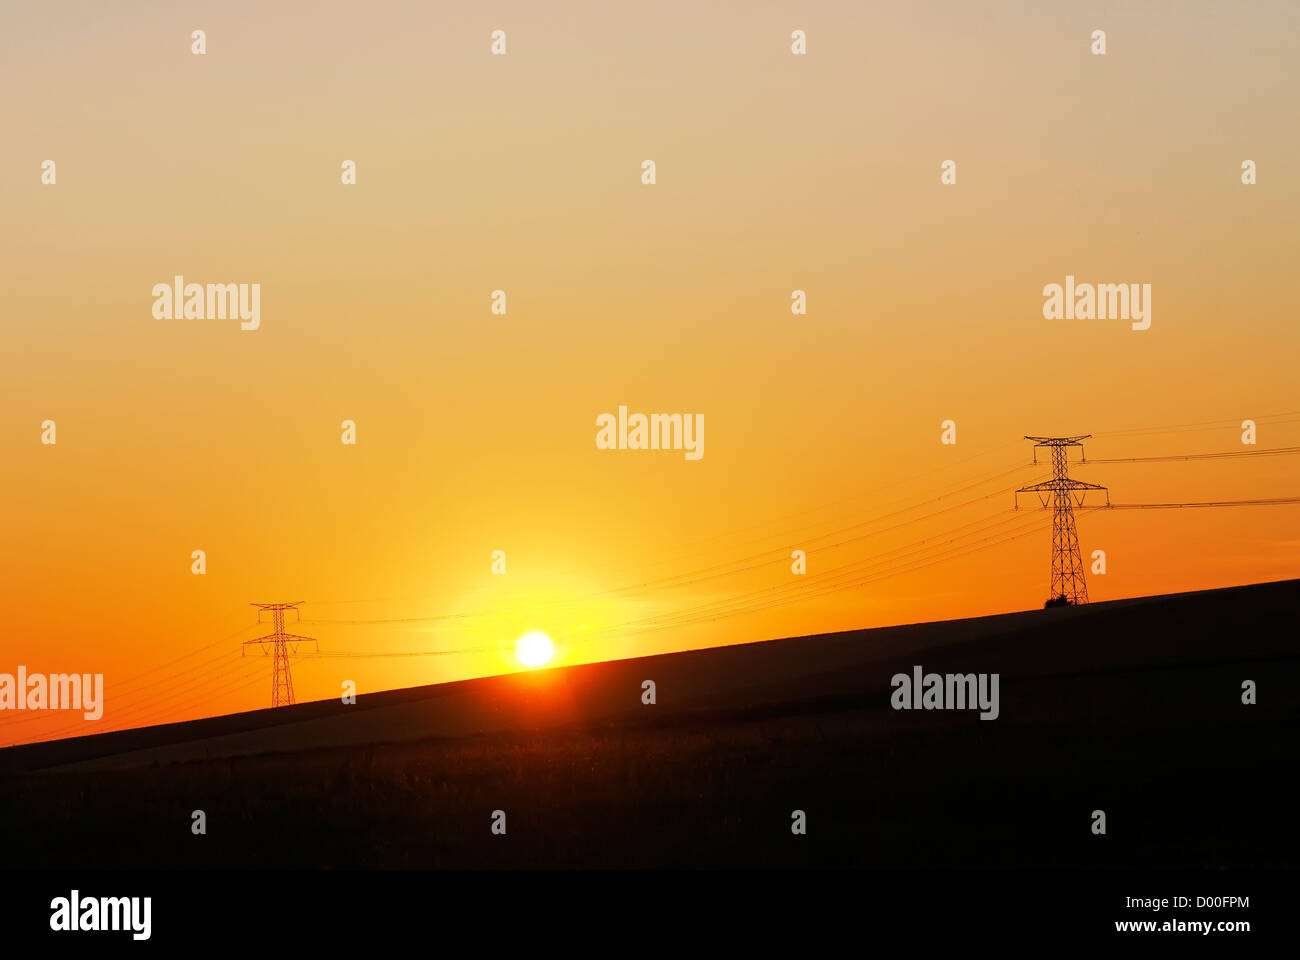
(2, 0, 1298, 746)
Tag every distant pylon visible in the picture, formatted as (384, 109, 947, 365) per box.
(244, 602, 318, 707)
(1015, 436, 1109, 606)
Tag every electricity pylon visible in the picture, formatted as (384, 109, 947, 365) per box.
(244, 602, 317, 707)
(1015, 436, 1109, 606)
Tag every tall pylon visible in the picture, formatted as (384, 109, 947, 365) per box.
(244, 602, 318, 707)
(1015, 436, 1109, 606)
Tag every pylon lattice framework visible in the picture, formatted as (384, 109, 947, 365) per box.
(244, 602, 318, 707)
(1015, 436, 1109, 606)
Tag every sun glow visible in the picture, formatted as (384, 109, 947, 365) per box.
(515, 630, 555, 667)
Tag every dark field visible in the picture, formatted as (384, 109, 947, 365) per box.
(2, 579, 1297, 869)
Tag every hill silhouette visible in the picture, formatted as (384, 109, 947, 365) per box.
(1, 578, 1296, 868)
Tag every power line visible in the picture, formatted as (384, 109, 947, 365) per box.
(0, 636, 258, 731)
(573, 512, 1062, 643)
(578, 510, 1052, 636)
(1087, 446, 1300, 464)
(1105, 497, 1300, 509)
(630, 459, 1037, 573)
(21, 665, 268, 745)
(603, 467, 1043, 595)
(289, 506, 1047, 660)
(303, 444, 1037, 608)
(1092, 410, 1300, 440)
(298, 645, 503, 659)
(302, 467, 1044, 628)
(9, 653, 262, 743)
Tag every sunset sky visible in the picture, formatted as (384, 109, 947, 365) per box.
(2, 0, 1297, 746)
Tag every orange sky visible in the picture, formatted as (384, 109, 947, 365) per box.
(2, 0, 1298, 747)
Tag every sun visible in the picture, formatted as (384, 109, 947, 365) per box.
(515, 630, 555, 667)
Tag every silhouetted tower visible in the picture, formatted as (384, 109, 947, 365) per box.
(244, 602, 317, 707)
(1015, 436, 1108, 606)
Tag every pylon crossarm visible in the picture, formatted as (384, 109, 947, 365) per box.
(1016, 480, 1058, 493)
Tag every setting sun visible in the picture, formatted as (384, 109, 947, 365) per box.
(515, 631, 555, 668)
